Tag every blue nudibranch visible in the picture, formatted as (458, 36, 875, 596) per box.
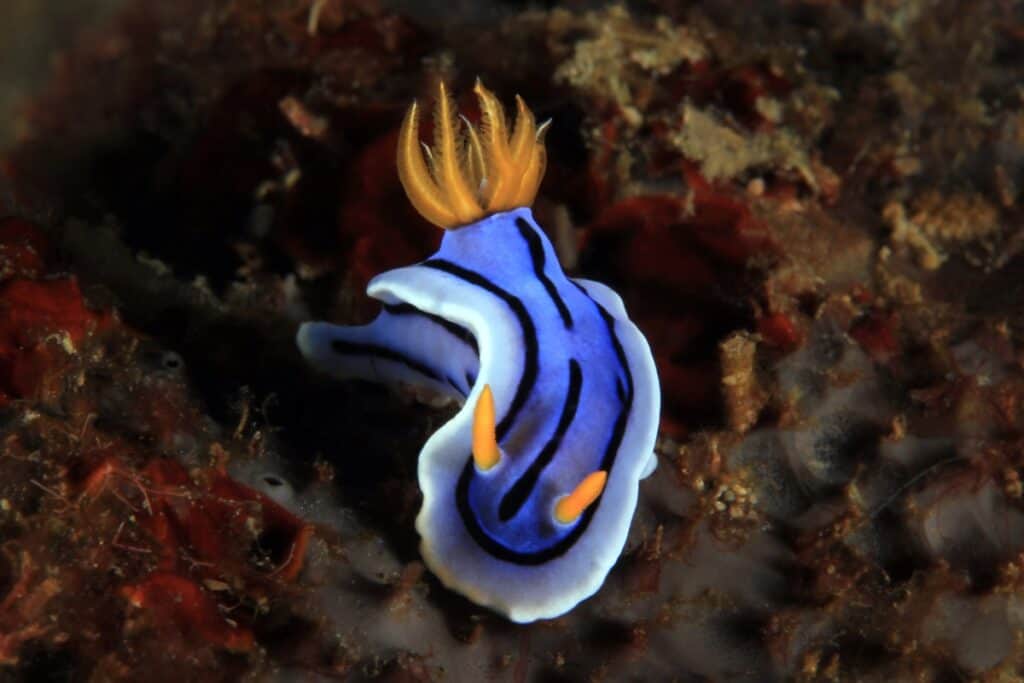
(297, 81, 660, 622)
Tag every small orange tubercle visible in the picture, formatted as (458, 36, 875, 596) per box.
(397, 80, 549, 229)
(554, 470, 608, 525)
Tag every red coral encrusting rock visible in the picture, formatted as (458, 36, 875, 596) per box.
(0, 215, 315, 677)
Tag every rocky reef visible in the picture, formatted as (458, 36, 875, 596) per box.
(1, 0, 1023, 680)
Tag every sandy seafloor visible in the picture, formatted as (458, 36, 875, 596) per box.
(1, 1, 1024, 681)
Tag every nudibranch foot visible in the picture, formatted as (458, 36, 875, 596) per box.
(297, 82, 660, 623)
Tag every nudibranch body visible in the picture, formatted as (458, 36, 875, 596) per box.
(297, 82, 660, 622)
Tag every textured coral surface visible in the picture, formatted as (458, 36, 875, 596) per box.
(1, 0, 1024, 681)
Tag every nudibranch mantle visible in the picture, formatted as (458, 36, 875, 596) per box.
(296, 84, 660, 622)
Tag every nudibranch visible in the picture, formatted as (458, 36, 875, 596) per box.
(296, 81, 660, 622)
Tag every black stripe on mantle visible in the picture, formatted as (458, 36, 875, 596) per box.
(515, 217, 573, 329)
(421, 259, 539, 439)
(382, 302, 479, 355)
(498, 359, 583, 521)
(330, 339, 445, 384)
(441, 276, 635, 565)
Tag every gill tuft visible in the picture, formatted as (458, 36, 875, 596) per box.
(397, 80, 549, 229)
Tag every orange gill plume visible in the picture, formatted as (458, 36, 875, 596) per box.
(397, 80, 549, 229)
